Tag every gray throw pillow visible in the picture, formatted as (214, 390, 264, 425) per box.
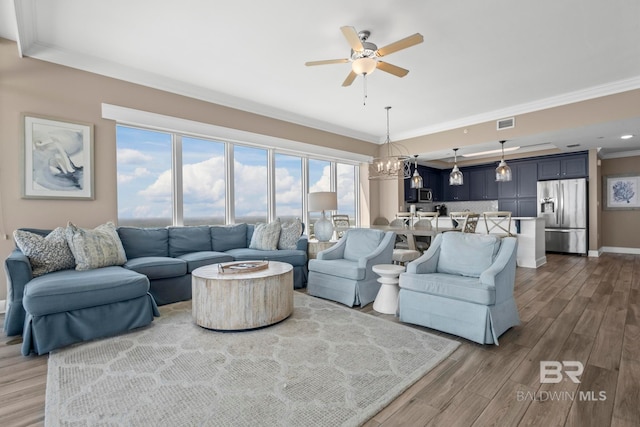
(66, 222, 127, 271)
(249, 219, 281, 251)
(278, 218, 302, 250)
(13, 227, 76, 277)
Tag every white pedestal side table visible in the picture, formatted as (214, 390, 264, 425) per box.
(372, 264, 406, 315)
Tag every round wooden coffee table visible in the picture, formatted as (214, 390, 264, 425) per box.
(191, 261, 293, 330)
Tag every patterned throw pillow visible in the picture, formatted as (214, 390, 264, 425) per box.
(249, 219, 281, 251)
(66, 222, 127, 271)
(278, 218, 302, 250)
(13, 227, 76, 277)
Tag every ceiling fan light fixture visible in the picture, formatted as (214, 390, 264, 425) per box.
(352, 57, 377, 75)
(495, 140, 513, 182)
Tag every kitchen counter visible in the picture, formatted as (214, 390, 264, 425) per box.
(435, 216, 546, 268)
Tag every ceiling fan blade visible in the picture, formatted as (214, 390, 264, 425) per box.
(305, 58, 349, 66)
(376, 33, 424, 57)
(342, 70, 358, 87)
(377, 61, 409, 77)
(340, 26, 364, 52)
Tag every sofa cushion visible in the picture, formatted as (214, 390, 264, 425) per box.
(308, 258, 365, 281)
(437, 233, 501, 278)
(343, 229, 385, 262)
(13, 227, 75, 277)
(249, 220, 281, 251)
(400, 272, 495, 305)
(225, 248, 306, 266)
(22, 266, 149, 316)
(66, 222, 127, 271)
(177, 251, 233, 273)
(211, 224, 247, 251)
(278, 218, 303, 250)
(124, 257, 187, 280)
(118, 227, 169, 258)
(168, 226, 212, 257)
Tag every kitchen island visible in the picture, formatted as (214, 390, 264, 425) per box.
(436, 216, 546, 268)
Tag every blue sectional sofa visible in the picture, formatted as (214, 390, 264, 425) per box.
(4, 223, 308, 355)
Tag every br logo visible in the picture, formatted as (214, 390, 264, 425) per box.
(540, 361, 584, 384)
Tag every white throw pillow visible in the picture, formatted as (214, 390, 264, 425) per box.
(278, 218, 302, 250)
(66, 222, 127, 271)
(249, 220, 281, 251)
(13, 227, 76, 277)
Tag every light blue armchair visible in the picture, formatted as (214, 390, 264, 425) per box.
(307, 228, 395, 307)
(398, 232, 519, 345)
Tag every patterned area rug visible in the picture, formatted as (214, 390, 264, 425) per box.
(45, 293, 459, 426)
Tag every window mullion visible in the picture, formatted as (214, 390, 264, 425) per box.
(268, 148, 276, 222)
(173, 135, 183, 226)
(226, 143, 234, 224)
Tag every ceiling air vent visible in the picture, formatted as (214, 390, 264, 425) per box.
(497, 117, 515, 130)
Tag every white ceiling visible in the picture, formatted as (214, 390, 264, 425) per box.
(2, 0, 640, 161)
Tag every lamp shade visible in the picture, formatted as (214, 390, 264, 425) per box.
(308, 192, 337, 212)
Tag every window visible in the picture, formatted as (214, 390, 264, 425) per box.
(116, 125, 359, 229)
(182, 137, 226, 225)
(337, 163, 356, 226)
(234, 145, 268, 224)
(116, 126, 172, 227)
(274, 153, 303, 221)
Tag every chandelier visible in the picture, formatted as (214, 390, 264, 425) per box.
(368, 106, 411, 180)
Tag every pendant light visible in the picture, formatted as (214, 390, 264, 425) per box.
(410, 155, 423, 189)
(449, 148, 463, 186)
(495, 140, 512, 182)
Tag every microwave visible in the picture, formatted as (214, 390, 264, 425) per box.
(418, 188, 433, 202)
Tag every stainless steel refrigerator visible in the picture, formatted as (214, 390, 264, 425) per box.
(537, 178, 587, 255)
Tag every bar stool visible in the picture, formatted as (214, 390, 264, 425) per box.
(392, 248, 421, 266)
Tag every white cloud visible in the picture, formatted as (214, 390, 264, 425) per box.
(118, 167, 152, 184)
(117, 148, 153, 164)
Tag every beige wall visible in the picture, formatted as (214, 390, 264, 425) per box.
(600, 156, 640, 249)
(0, 38, 379, 302)
(2, 33, 640, 303)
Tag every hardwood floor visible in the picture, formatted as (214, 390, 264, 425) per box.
(1, 253, 638, 426)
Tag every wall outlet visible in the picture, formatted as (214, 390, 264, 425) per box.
(1, 234, 8, 240)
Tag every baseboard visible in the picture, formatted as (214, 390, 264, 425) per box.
(601, 246, 640, 255)
(517, 256, 546, 269)
(0, 299, 5, 314)
(588, 249, 602, 257)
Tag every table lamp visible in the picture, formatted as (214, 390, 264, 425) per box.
(308, 191, 337, 242)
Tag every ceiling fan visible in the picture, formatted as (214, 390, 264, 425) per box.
(305, 26, 424, 87)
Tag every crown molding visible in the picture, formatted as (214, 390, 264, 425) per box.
(19, 42, 380, 143)
(102, 103, 373, 164)
(600, 149, 640, 160)
(393, 76, 640, 142)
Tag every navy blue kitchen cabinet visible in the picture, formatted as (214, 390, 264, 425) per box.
(498, 161, 537, 198)
(498, 197, 537, 217)
(442, 169, 470, 201)
(469, 166, 499, 200)
(537, 153, 588, 180)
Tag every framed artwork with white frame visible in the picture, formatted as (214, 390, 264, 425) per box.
(603, 174, 639, 210)
(21, 113, 94, 200)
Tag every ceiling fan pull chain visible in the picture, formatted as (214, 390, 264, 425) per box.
(363, 73, 368, 106)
